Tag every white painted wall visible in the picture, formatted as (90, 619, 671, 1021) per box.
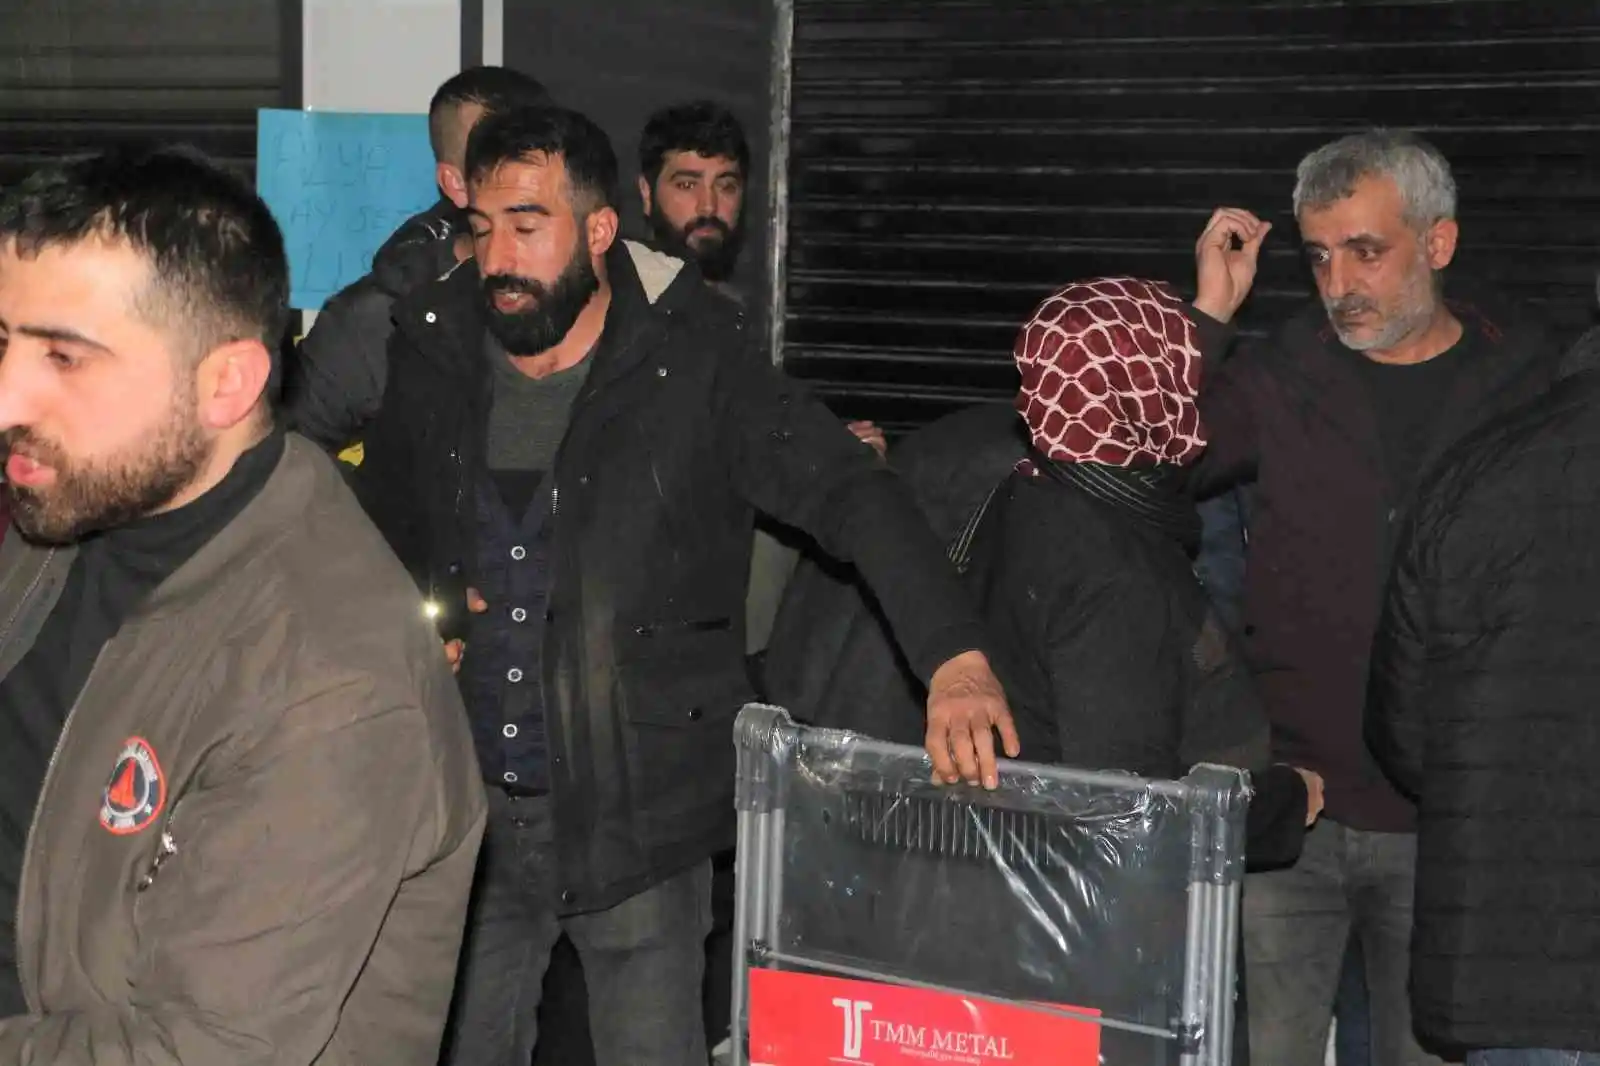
(483, 0, 504, 66)
(302, 0, 461, 114)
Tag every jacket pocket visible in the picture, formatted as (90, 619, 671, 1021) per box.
(618, 657, 751, 836)
(131, 802, 187, 968)
(614, 616, 736, 667)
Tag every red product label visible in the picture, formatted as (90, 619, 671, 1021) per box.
(747, 969, 1102, 1066)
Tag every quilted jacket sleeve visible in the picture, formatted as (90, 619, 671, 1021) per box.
(1367, 487, 1442, 801)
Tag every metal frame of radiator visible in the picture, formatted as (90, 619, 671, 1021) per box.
(728, 703, 1248, 1066)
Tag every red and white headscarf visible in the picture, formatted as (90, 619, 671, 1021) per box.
(1013, 277, 1207, 468)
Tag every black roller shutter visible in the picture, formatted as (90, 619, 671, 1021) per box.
(0, 0, 300, 185)
(777, 0, 1600, 431)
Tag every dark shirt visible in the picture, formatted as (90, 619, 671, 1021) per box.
(485, 338, 591, 514)
(0, 430, 283, 1014)
(1352, 330, 1475, 493)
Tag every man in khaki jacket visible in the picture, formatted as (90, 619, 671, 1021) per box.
(0, 145, 485, 1064)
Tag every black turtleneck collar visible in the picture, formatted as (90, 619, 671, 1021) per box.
(89, 427, 285, 596)
(67, 427, 285, 677)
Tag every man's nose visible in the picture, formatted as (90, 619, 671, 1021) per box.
(695, 184, 719, 218)
(482, 230, 518, 277)
(1324, 254, 1353, 300)
(0, 351, 37, 433)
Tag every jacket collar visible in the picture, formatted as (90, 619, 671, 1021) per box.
(391, 239, 699, 387)
(1274, 283, 1559, 483)
(391, 259, 483, 379)
(586, 240, 695, 392)
(1286, 281, 1551, 383)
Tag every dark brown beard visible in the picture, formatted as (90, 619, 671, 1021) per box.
(480, 241, 601, 357)
(1, 387, 209, 545)
(647, 205, 743, 282)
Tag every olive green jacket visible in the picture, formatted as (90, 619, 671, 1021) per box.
(0, 435, 485, 1065)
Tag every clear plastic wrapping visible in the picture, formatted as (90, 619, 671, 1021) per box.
(730, 704, 1250, 1066)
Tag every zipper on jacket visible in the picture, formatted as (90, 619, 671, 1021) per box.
(444, 366, 489, 596)
(15, 642, 108, 1012)
(450, 443, 466, 593)
(0, 548, 54, 653)
(450, 445, 465, 519)
(442, 369, 467, 539)
(543, 325, 655, 528)
(630, 617, 733, 638)
(137, 831, 179, 892)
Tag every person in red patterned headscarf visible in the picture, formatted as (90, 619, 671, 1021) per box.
(1014, 276, 1207, 470)
(961, 274, 1320, 840)
(1007, 277, 1211, 551)
(953, 277, 1321, 1064)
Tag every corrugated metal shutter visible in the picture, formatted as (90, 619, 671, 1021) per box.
(0, 0, 296, 185)
(777, 0, 1600, 431)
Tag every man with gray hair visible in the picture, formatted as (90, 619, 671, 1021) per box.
(1184, 129, 1563, 1065)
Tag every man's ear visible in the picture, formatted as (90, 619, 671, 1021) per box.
(195, 339, 272, 432)
(1425, 218, 1459, 271)
(437, 162, 469, 209)
(586, 206, 620, 261)
(637, 175, 654, 217)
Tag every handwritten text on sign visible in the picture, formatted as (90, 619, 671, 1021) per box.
(255, 109, 438, 310)
(746, 969, 1101, 1066)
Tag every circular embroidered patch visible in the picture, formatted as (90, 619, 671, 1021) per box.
(99, 737, 166, 836)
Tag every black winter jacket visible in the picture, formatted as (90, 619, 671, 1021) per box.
(1190, 289, 1562, 831)
(285, 199, 462, 451)
(1368, 341, 1600, 1053)
(965, 472, 1309, 864)
(762, 402, 1028, 741)
(970, 473, 1266, 777)
(352, 240, 990, 912)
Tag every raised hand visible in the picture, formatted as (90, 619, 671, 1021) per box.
(1193, 207, 1272, 324)
(847, 420, 888, 459)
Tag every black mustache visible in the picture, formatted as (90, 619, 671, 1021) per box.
(484, 274, 541, 296)
(683, 216, 732, 238)
(0, 428, 45, 463)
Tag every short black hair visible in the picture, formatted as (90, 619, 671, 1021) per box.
(0, 145, 290, 365)
(465, 106, 618, 216)
(639, 101, 750, 186)
(428, 65, 552, 162)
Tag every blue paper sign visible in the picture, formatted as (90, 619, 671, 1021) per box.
(255, 109, 439, 310)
